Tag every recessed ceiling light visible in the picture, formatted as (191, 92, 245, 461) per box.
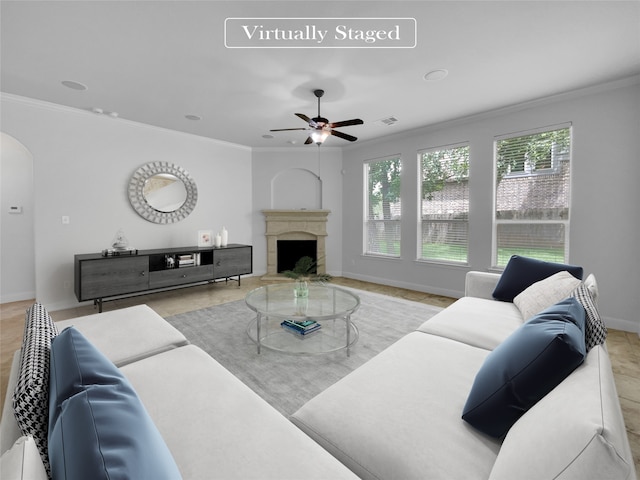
(423, 69, 448, 81)
(61, 80, 88, 91)
(185, 114, 202, 121)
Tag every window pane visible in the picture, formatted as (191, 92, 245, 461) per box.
(494, 126, 571, 267)
(496, 223, 566, 266)
(366, 220, 401, 256)
(421, 219, 468, 262)
(420, 145, 469, 263)
(365, 157, 401, 257)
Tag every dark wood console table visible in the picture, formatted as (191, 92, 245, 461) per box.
(74, 244, 252, 312)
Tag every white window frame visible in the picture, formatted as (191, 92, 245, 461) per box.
(417, 142, 470, 265)
(492, 123, 572, 268)
(363, 154, 402, 258)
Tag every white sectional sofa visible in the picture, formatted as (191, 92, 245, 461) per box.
(1, 257, 636, 480)
(0, 305, 358, 479)
(291, 268, 637, 480)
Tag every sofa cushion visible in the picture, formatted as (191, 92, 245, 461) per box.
(120, 345, 359, 480)
(490, 346, 636, 480)
(492, 255, 583, 302)
(462, 297, 586, 438)
(0, 436, 47, 480)
(570, 282, 607, 350)
(12, 303, 58, 476)
(417, 296, 523, 350)
(513, 270, 582, 320)
(48, 327, 182, 480)
(291, 332, 501, 480)
(55, 304, 188, 366)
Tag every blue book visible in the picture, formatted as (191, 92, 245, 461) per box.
(281, 321, 321, 336)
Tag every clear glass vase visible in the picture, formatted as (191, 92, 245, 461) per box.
(294, 279, 309, 298)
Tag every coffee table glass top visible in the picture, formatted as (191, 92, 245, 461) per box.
(245, 283, 360, 355)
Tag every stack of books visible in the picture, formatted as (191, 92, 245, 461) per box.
(281, 319, 321, 336)
(177, 254, 196, 267)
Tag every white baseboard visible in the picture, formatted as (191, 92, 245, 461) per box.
(603, 316, 640, 335)
(340, 272, 464, 299)
(0, 291, 35, 304)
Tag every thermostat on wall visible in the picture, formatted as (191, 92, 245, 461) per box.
(8, 206, 23, 214)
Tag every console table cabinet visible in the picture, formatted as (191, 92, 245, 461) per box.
(75, 244, 252, 311)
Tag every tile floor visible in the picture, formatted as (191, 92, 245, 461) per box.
(1, 276, 638, 473)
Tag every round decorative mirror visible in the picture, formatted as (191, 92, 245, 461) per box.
(128, 162, 197, 224)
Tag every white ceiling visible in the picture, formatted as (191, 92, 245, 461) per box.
(2, 1, 639, 148)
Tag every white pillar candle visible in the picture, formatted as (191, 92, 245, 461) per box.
(221, 226, 228, 247)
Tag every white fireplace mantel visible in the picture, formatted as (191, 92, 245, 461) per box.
(262, 209, 330, 279)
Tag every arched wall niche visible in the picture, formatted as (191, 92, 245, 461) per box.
(271, 168, 322, 209)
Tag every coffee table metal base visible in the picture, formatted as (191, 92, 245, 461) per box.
(247, 314, 358, 356)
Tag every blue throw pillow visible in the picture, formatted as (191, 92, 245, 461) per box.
(48, 327, 182, 480)
(462, 297, 586, 438)
(48, 326, 124, 427)
(492, 255, 584, 302)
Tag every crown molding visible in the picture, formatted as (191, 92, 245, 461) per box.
(0, 92, 252, 152)
(345, 74, 640, 151)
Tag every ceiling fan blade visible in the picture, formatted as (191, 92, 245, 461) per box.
(328, 118, 364, 128)
(270, 127, 309, 132)
(295, 113, 312, 123)
(304, 136, 314, 145)
(296, 113, 318, 128)
(330, 129, 358, 142)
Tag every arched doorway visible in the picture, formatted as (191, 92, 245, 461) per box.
(1, 132, 35, 302)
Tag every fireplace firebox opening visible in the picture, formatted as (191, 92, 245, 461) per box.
(277, 240, 317, 273)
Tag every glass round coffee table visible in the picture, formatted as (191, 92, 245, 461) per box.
(245, 283, 360, 356)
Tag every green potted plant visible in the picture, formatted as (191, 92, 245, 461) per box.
(282, 256, 332, 297)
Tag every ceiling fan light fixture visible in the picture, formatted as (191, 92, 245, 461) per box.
(311, 130, 330, 145)
(271, 89, 363, 145)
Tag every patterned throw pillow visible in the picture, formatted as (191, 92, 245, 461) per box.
(570, 282, 607, 350)
(12, 303, 59, 477)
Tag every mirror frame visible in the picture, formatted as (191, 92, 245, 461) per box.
(128, 161, 198, 224)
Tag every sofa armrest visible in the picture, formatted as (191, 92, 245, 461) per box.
(465, 271, 501, 299)
(0, 351, 23, 454)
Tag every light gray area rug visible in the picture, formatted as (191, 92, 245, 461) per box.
(165, 288, 443, 417)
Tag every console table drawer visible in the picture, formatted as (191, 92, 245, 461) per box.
(149, 265, 214, 289)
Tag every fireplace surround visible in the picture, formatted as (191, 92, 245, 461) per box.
(262, 209, 330, 280)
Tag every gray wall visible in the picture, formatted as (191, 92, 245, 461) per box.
(250, 146, 344, 277)
(341, 79, 640, 333)
(1, 94, 253, 311)
(2, 79, 638, 333)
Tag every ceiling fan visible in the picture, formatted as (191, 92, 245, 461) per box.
(270, 89, 364, 145)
